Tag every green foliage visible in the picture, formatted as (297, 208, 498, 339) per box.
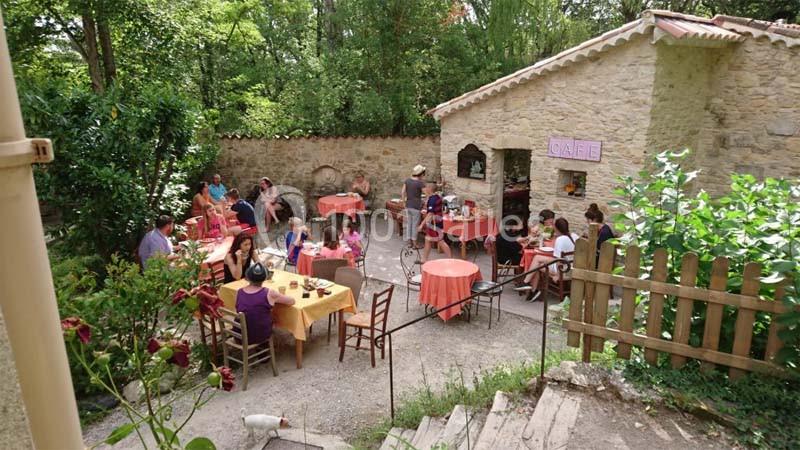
(622, 355, 800, 449)
(20, 81, 217, 259)
(611, 150, 800, 367)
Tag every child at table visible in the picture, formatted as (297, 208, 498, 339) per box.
(339, 221, 363, 258)
(320, 226, 349, 259)
(199, 203, 228, 239)
(418, 181, 451, 263)
(236, 263, 294, 345)
(517, 209, 554, 248)
(285, 217, 308, 265)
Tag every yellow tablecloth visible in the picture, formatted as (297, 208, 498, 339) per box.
(218, 270, 356, 342)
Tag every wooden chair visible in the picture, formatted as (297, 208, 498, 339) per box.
(312, 258, 349, 342)
(339, 285, 395, 367)
(197, 312, 221, 365)
(354, 231, 370, 279)
(544, 251, 575, 302)
(334, 267, 363, 307)
(218, 307, 278, 391)
(399, 245, 422, 312)
(202, 260, 226, 285)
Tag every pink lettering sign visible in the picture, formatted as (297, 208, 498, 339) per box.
(548, 137, 602, 162)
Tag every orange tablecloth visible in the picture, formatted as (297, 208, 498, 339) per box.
(296, 248, 356, 276)
(442, 216, 498, 242)
(520, 241, 555, 271)
(318, 195, 365, 219)
(419, 259, 482, 321)
(219, 271, 357, 342)
(199, 236, 234, 267)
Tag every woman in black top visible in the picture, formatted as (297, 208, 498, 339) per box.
(224, 233, 255, 283)
(585, 209, 614, 250)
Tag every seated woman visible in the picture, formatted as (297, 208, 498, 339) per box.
(339, 221, 363, 259)
(198, 203, 228, 239)
(517, 209, 555, 248)
(319, 226, 349, 259)
(585, 208, 614, 251)
(235, 263, 295, 345)
(514, 217, 575, 302)
(224, 233, 255, 283)
(191, 182, 212, 218)
(285, 217, 308, 265)
(350, 172, 371, 207)
(258, 177, 281, 232)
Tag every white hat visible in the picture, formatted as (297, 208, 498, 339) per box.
(412, 164, 427, 176)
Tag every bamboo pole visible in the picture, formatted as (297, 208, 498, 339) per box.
(0, 9, 84, 449)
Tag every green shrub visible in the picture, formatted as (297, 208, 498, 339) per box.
(610, 150, 799, 367)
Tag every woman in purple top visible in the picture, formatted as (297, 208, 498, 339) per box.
(235, 263, 295, 344)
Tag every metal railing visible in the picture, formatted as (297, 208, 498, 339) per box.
(375, 257, 570, 421)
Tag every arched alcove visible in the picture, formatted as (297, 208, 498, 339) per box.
(457, 144, 486, 180)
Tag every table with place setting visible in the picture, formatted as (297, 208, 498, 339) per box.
(520, 238, 555, 271)
(219, 270, 357, 369)
(295, 242, 356, 276)
(317, 193, 365, 220)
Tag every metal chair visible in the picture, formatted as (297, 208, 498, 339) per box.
(470, 279, 502, 329)
(278, 232, 298, 273)
(334, 267, 363, 307)
(400, 244, 422, 312)
(218, 307, 278, 391)
(339, 285, 395, 367)
(312, 258, 349, 342)
(354, 231, 370, 279)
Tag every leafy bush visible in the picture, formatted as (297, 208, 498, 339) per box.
(21, 80, 218, 260)
(611, 150, 799, 367)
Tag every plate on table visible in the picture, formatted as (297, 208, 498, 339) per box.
(390, 198, 402, 203)
(539, 246, 554, 252)
(336, 193, 348, 197)
(199, 238, 216, 244)
(315, 279, 333, 289)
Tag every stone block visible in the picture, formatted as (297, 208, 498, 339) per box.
(766, 117, 799, 136)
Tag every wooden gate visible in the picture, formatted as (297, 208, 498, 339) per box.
(562, 228, 788, 379)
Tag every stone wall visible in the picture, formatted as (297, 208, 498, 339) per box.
(214, 136, 441, 215)
(439, 35, 657, 230)
(695, 38, 800, 195)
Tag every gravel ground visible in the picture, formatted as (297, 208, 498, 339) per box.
(83, 280, 566, 449)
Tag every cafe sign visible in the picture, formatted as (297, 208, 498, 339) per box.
(547, 137, 602, 162)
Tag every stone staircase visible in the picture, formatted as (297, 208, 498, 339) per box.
(378, 384, 729, 450)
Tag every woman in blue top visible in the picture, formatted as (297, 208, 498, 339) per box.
(285, 217, 308, 265)
(418, 182, 451, 263)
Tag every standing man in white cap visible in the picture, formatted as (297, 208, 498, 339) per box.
(401, 164, 427, 248)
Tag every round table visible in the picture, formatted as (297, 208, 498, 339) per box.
(318, 195, 365, 219)
(296, 247, 356, 276)
(419, 259, 482, 321)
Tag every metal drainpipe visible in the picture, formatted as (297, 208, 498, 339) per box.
(0, 9, 84, 449)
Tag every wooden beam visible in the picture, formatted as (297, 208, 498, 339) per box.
(672, 253, 698, 369)
(617, 245, 640, 359)
(729, 262, 761, 379)
(700, 257, 729, 373)
(644, 249, 668, 365)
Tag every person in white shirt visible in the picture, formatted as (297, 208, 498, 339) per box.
(514, 217, 575, 302)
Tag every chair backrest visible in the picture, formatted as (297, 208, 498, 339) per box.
(361, 231, 370, 256)
(203, 260, 226, 285)
(558, 250, 575, 274)
(312, 258, 349, 281)
(218, 306, 248, 347)
(334, 267, 363, 303)
(370, 285, 394, 336)
(275, 232, 287, 251)
(399, 245, 420, 280)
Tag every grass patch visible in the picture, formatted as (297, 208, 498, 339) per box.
(621, 355, 800, 449)
(351, 349, 582, 449)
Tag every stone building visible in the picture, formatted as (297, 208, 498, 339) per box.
(430, 10, 800, 227)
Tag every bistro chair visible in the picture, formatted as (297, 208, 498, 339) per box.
(489, 240, 519, 283)
(334, 267, 363, 307)
(354, 231, 370, 279)
(339, 285, 395, 367)
(275, 232, 296, 272)
(218, 307, 278, 391)
(470, 277, 503, 329)
(399, 245, 422, 312)
(544, 251, 575, 302)
(312, 258, 349, 342)
(310, 216, 330, 241)
(197, 311, 221, 366)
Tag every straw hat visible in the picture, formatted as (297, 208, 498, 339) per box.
(412, 164, 427, 176)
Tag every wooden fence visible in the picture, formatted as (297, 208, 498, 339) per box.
(562, 228, 788, 379)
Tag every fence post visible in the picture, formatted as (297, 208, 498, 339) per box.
(700, 257, 729, 373)
(765, 282, 787, 363)
(671, 253, 699, 369)
(617, 245, 641, 359)
(566, 239, 588, 348)
(729, 262, 761, 379)
(590, 241, 616, 352)
(644, 249, 668, 365)
(581, 225, 598, 362)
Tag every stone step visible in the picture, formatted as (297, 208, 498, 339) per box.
(473, 391, 530, 450)
(433, 404, 484, 450)
(379, 427, 416, 450)
(410, 416, 447, 450)
(520, 386, 582, 449)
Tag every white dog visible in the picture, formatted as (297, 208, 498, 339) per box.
(241, 408, 290, 441)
